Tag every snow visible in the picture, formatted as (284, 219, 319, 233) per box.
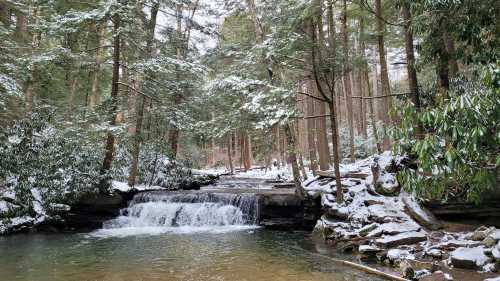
(112, 181, 166, 193)
(0, 200, 9, 212)
(31, 188, 46, 216)
(484, 277, 500, 281)
(451, 246, 489, 267)
(387, 249, 415, 261)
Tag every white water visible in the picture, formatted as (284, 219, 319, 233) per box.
(92, 192, 259, 238)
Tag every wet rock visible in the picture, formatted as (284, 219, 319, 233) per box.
(402, 192, 442, 230)
(376, 231, 427, 248)
(450, 246, 489, 269)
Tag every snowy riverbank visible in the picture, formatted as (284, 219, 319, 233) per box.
(306, 152, 500, 280)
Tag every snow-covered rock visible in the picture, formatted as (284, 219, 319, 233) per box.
(484, 276, 500, 281)
(450, 246, 490, 269)
(359, 245, 381, 254)
(376, 231, 427, 248)
(387, 249, 415, 262)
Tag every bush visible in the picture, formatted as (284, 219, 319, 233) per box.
(392, 65, 499, 204)
(0, 109, 105, 219)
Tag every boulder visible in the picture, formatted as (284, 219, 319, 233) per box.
(359, 223, 378, 236)
(484, 230, 500, 247)
(387, 249, 414, 262)
(465, 226, 495, 241)
(450, 246, 489, 269)
(358, 245, 381, 254)
(492, 242, 500, 260)
(426, 248, 443, 259)
(402, 192, 443, 230)
(375, 231, 427, 248)
(374, 172, 400, 196)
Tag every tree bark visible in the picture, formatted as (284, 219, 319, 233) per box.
(402, 2, 423, 140)
(101, 9, 121, 180)
(0, 1, 10, 27)
(341, 0, 355, 163)
(227, 134, 234, 174)
(374, 0, 392, 125)
(306, 81, 318, 173)
(127, 94, 145, 186)
(284, 123, 305, 200)
(90, 21, 106, 109)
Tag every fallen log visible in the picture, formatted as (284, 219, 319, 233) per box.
(309, 251, 409, 281)
(316, 170, 369, 179)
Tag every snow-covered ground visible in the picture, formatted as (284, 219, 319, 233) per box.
(306, 151, 500, 280)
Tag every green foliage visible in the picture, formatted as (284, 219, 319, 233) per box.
(0, 108, 106, 218)
(393, 65, 499, 203)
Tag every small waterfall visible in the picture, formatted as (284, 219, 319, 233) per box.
(95, 191, 259, 237)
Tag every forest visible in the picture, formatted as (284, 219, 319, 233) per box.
(0, 0, 499, 280)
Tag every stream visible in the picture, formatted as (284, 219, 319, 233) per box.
(0, 177, 385, 281)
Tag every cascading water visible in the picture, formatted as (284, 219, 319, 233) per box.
(93, 191, 259, 237)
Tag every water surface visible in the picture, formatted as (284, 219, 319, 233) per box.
(0, 230, 384, 281)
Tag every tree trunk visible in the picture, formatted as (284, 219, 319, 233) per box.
(284, 123, 305, 200)
(65, 75, 78, 121)
(306, 81, 318, 173)
(127, 95, 145, 187)
(24, 3, 40, 117)
(341, 0, 355, 163)
(402, 3, 423, 140)
(0, 2, 10, 27)
(315, 85, 331, 170)
(374, 0, 392, 125)
(90, 21, 106, 109)
(101, 9, 121, 179)
(227, 134, 234, 174)
(328, 101, 344, 203)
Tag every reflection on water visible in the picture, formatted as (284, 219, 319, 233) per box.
(0, 230, 384, 281)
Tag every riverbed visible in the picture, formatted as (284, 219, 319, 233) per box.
(0, 229, 385, 281)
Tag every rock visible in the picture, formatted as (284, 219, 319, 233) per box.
(420, 271, 454, 281)
(414, 269, 432, 279)
(402, 192, 443, 230)
(465, 226, 495, 241)
(492, 243, 500, 260)
(484, 230, 500, 247)
(485, 236, 498, 247)
(359, 223, 378, 236)
(483, 263, 498, 273)
(426, 248, 443, 259)
(450, 246, 490, 269)
(373, 172, 400, 196)
(376, 231, 427, 248)
(387, 249, 414, 262)
(359, 245, 381, 254)
(484, 277, 500, 281)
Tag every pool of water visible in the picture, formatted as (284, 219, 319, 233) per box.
(0, 230, 384, 281)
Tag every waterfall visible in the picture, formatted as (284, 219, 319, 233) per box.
(93, 191, 259, 237)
